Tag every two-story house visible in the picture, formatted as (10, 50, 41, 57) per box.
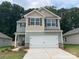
(15, 8, 63, 48)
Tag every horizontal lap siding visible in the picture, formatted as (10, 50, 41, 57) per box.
(26, 10, 44, 32)
(0, 38, 12, 47)
(65, 34, 79, 44)
(26, 26, 44, 32)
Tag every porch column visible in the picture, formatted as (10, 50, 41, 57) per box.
(42, 18, 45, 31)
(25, 17, 27, 47)
(15, 34, 17, 47)
(58, 20, 60, 29)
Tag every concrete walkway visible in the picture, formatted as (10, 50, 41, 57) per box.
(23, 48, 79, 59)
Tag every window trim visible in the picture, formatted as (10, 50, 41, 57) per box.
(45, 19, 58, 27)
(28, 18, 42, 26)
(19, 23, 26, 27)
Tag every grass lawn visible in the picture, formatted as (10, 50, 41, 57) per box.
(64, 44, 79, 57)
(0, 46, 12, 51)
(0, 46, 26, 59)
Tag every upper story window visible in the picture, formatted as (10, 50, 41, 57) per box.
(28, 18, 42, 26)
(19, 23, 26, 27)
(45, 19, 58, 27)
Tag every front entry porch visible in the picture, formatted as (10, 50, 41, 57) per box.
(15, 33, 25, 47)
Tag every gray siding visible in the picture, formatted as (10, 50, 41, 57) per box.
(17, 22, 25, 32)
(0, 38, 12, 47)
(64, 33, 79, 44)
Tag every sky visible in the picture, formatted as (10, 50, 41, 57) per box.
(0, 0, 79, 10)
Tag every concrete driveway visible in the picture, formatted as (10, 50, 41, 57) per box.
(23, 48, 79, 59)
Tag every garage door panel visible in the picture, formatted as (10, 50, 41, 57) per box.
(30, 35, 58, 48)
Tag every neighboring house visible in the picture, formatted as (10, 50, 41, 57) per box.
(0, 32, 12, 47)
(15, 8, 63, 48)
(63, 28, 79, 44)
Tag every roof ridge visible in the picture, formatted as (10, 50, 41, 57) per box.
(64, 28, 79, 36)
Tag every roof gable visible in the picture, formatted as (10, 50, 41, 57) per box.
(24, 10, 45, 17)
(38, 8, 61, 19)
(0, 32, 12, 39)
(64, 28, 79, 36)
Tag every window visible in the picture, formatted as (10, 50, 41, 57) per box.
(36, 18, 42, 25)
(45, 19, 58, 27)
(19, 23, 26, 27)
(28, 18, 42, 26)
(30, 18, 34, 25)
(52, 20, 56, 26)
(46, 20, 51, 26)
(56, 19, 58, 26)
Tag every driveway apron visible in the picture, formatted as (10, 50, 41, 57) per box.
(23, 48, 79, 59)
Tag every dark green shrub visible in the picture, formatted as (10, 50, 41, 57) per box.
(1, 49, 5, 52)
(10, 46, 14, 49)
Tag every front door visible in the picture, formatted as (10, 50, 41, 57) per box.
(21, 36, 25, 46)
(18, 35, 25, 46)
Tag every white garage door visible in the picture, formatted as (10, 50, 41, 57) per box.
(30, 35, 58, 48)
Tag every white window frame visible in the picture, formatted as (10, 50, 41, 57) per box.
(28, 18, 42, 26)
(46, 19, 57, 27)
(30, 18, 35, 25)
(19, 23, 26, 27)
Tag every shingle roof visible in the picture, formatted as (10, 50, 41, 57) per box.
(0, 32, 12, 39)
(63, 28, 79, 36)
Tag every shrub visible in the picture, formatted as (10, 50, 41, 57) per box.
(1, 49, 5, 52)
(10, 46, 14, 49)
